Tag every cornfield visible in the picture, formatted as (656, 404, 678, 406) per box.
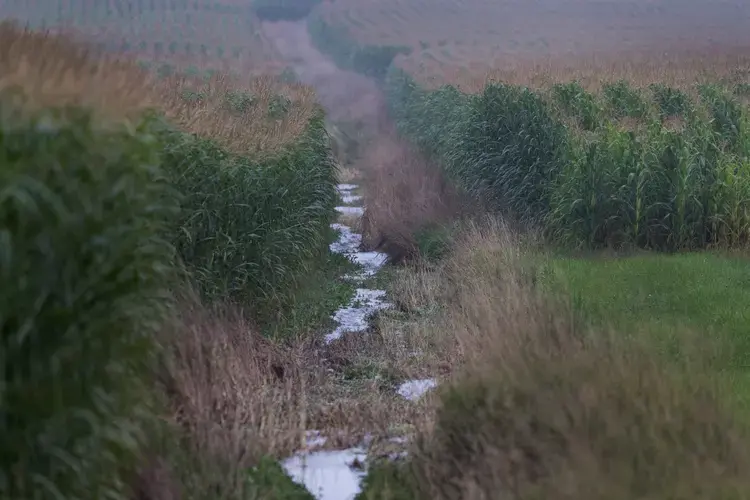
(386, 67, 750, 250)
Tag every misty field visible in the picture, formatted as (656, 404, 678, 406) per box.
(3, 0, 750, 498)
(300, 0, 750, 497)
(0, 0, 286, 73)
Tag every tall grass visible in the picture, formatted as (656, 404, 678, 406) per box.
(384, 66, 750, 249)
(0, 100, 178, 499)
(356, 220, 750, 500)
(0, 23, 339, 497)
(156, 82, 337, 313)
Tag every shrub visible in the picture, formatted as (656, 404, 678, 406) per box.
(419, 332, 750, 499)
(0, 104, 178, 499)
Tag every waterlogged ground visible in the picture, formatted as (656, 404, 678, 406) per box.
(283, 182, 388, 499)
(262, 20, 440, 497)
(282, 181, 438, 499)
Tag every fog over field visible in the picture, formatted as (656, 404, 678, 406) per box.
(2, 1, 750, 499)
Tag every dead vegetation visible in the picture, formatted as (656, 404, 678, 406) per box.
(135, 287, 429, 499)
(0, 20, 157, 123)
(158, 73, 319, 155)
(357, 218, 750, 499)
(360, 132, 464, 261)
(0, 22, 317, 153)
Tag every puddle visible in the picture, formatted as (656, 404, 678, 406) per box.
(325, 288, 389, 343)
(282, 448, 367, 500)
(397, 379, 438, 401)
(341, 194, 362, 204)
(335, 206, 364, 216)
(283, 183, 392, 498)
(327, 185, 390, 343)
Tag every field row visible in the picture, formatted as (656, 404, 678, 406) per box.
(384, 68, 750, 250)
(0, 0, 282, 69)
(313, 0, 750, 88)
(1, 24, 339, 498)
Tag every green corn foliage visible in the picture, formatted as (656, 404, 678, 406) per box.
(460, 83, 570, 220)
(649, 83, 693, 119)
(0, 103, 178, 498)
(602, 80, 651, 120)
(157, 110, 338, 316)
(698, 83, 750, 156)
(551, 81, 603, 131)
(384, 68, 750, 250)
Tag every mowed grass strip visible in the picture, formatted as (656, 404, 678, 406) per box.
(542, 251, 750, 409)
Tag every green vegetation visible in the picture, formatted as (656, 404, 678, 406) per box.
(542, 252, 750, 408)
(386, 68, 750, 250)
(0, 103, 177, 499)
(159, 109, 337, 318)
(0, 24, 346, 498)
(246, 457, 316, 499)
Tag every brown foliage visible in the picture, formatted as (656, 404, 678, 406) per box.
(360, 132, 464, 262)
(374, 219, 750, 499)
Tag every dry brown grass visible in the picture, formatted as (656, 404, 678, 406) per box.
(0, 20, 157, 123)
(140, 292, 309, 499)
(136, 288, 430, 498)
(402, 46, 750, 92)
(364, 218, 750, 499)
(158, 73, 318, 155)
(360, 132, 464, 261)
(0, 22, 319, 154)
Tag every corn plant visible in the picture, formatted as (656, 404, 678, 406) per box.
(550, 81, 603, 131)
(602, 80, 651, 120)
(0, 103, 178, 499)
(459, 83, 570, 221)
(157, 109, 337, 318)
(649, 83, 694, 119)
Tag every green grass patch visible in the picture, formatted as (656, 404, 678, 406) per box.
(541, 251, 750, 409)
(262, 228, 358, 338)
(246, 457, 315, 499)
